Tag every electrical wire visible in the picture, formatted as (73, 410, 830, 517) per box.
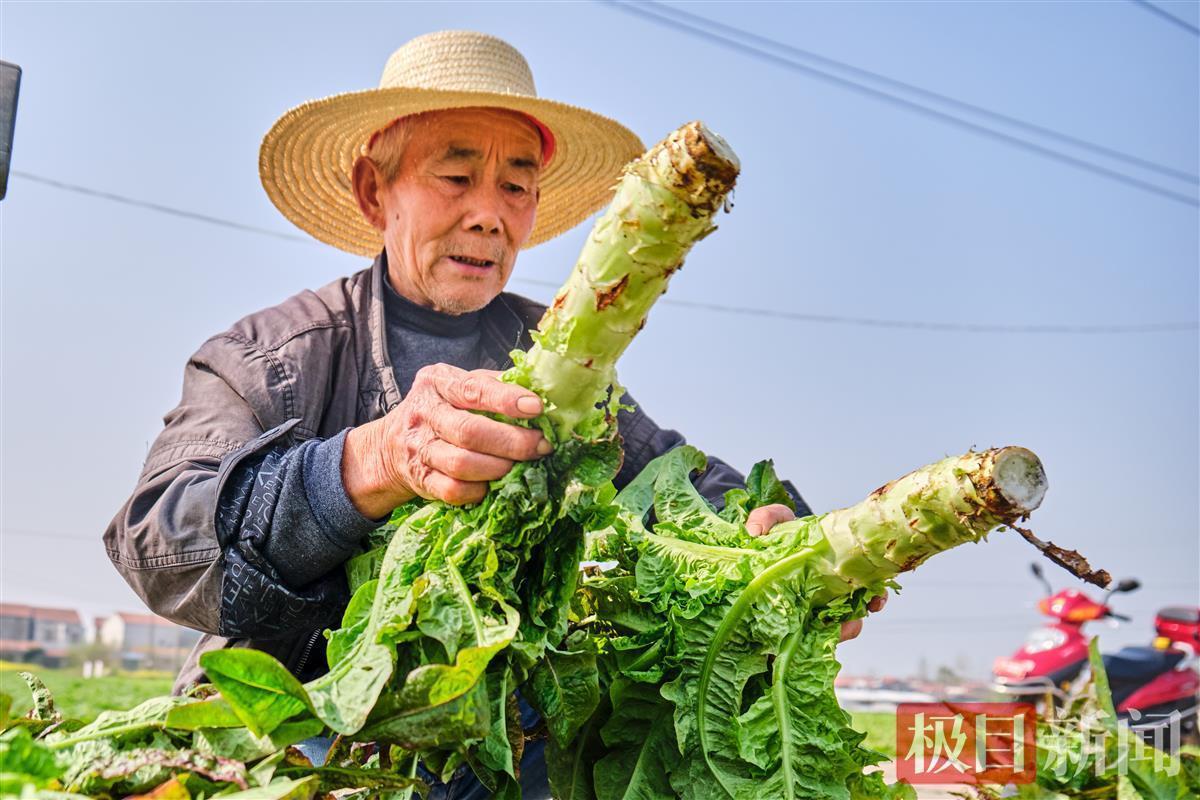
(11, 171, 311, 243)
(623, 1, 1198, 185)
(1129, 0, 1200, 36)
(600, 0, 1200, 207)
(10, 171, 1198, 335)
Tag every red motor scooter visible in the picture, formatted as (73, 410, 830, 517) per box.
(994, 563, 1200, 745)
(1099, 606, 1199, 745)
(993, 563, 1140, 702)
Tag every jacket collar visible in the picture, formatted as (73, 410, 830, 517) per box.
(366, 251, 532, 409)
(368, 253, 403, 412)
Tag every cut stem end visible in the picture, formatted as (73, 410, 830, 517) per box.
(992, 447, 1047, 514)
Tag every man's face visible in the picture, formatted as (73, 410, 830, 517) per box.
(367, 108, 542, 314)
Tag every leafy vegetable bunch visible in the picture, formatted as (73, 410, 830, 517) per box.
(547, 443, 1050, 800)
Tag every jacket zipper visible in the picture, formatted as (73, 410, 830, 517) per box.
(293, 628, 322, 676)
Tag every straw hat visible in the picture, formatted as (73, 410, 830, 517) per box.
(259, 30, 645, 257)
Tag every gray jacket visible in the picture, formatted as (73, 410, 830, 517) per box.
(104, 254, 809, 691)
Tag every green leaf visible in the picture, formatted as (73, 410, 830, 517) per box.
(594, 679, 678, 800)
(211, 775, 319, 799)
(277, 764, 429, 798)
(473, 665, 518, 778)
(346, 546, 387, 594)
(67, 745, 249, 795)
(356, 641, 505, 749)
(633, 531, 763, 612)
(415, 563, 494, 662)
(526, 644, 600, 748)
(326, 578, 379, 669)
(246, 749, 285, 787)
(0, 727, 64, 792)
(200, 649, 313, 737)
(650, 447, 742, 545)
(45, 695, 187, 750)
(718, 460, 793, 527)
(1085, 638, 1118, 729)
(193, 718, 324, 762)
(744, 459, 795, 513)
(165, 697, 243, 730)
(17, 673, 61, 724)
(304, 505, 438, 735)
(735, 623, 880, 800)
(547, 710, 604, 800)
(614, 449, 674, 522)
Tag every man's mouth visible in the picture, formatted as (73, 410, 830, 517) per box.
(448, 255, 496, 268)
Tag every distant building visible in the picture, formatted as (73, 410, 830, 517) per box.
(98, 612, 202, 671)
(0, 603, 85, 666)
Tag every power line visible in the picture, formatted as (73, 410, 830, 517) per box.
(600, 0, 1200, 208)
(11, 171, 1199, 335)
(1130, 0, 1200, 36)
(11, 171, 311, 243)
(623, 0, 1198, 185)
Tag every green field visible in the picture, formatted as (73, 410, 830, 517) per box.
(0, 663, 175, 724)
(851, 711, 898, 758)
(2, 662, 904, 755)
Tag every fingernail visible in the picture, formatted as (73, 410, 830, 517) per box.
(536, 438, 553, 456)
(517, 396, 542, 415)
(745, 523, 762, 537)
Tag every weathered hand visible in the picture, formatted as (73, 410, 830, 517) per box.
(838, 593, 888, 642)
(342, 364, 552, 516)
(744, 503, 796, 537)
(745, 503, 888, 641)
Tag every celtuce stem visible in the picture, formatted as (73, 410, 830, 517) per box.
(764, 446, 1048, 603)
(517, 121, 740, 438)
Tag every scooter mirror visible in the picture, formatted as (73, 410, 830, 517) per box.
(1030, 562, 1053, 595)
(1115, 578, 1140, 593)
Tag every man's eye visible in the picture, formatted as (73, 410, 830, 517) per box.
(504, 183, 528, 195)
(442, 175, 469, 185)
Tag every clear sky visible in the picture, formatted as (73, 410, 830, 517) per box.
(1, 1, 1196, 680)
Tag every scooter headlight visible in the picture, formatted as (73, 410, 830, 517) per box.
(1024, 626, 1068, 654)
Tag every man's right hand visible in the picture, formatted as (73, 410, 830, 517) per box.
(342, 364, 552, 517)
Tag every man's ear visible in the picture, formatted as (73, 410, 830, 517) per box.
(352, 156, 387, 231)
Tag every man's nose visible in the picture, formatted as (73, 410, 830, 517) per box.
(462, 186, 504, 236)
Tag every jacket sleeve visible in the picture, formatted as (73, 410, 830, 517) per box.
(614, 392, 814, 517)
(104, 333, 378, 639)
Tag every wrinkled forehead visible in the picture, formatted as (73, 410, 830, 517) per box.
(373, 107, 553, 167)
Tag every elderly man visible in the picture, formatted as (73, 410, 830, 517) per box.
(106, 30, 880, 798)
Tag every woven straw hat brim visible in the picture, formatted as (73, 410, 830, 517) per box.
(260, 86, 645, 257)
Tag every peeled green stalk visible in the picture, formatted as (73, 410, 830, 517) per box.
(763, 446, 1049, 604)
(516, 121, 739, 437)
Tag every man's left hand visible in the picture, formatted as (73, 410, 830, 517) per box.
(745, 503, 888, 642)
